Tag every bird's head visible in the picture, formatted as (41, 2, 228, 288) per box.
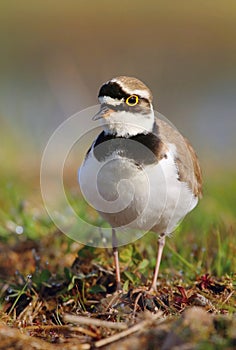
(93, 76, 155, 137)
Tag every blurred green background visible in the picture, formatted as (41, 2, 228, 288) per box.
(0, 0, 235, 229)
(1, 4, 236, 334)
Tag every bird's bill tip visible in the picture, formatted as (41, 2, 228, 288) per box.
(92, 110, 103, 121)
(92, 106, 113, 120)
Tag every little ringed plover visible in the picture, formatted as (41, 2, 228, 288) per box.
(79, 76, 202, 291)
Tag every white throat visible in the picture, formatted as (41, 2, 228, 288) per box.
(103, 108, 155, 137)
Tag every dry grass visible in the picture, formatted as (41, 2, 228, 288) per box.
(0, 170, 236, 349)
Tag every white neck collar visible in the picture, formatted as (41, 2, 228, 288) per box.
(103, 109, 155, 137)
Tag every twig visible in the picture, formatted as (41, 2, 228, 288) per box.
(221, 290, 234, 305)
(104, 292, 122, 312)
(70, 326, 98, 338)
(133, 292, 142, 314)
(25, 325, 70, 330)
(94, 312, 163, 348)
(24, 324, 97, 338)
(92, 263, 114, 275)
(64, 314, 128, 330)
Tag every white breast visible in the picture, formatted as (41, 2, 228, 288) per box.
(79, 143, 198, 235)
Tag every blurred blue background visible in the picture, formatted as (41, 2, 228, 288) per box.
(0, 0, 235, 173)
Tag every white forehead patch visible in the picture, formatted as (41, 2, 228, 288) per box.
(99, 96, 123, 106)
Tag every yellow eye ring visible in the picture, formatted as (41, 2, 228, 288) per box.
(126, 94, 139, 106)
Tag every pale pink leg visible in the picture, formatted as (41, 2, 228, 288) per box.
(112, 228, 122, 291)
(150, 234, 166, 291)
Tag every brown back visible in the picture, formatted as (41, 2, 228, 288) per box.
(156, 117, 203, 198)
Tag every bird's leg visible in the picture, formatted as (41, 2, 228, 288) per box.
(150, 233, 166, 292)
(112, 228, 122, 291)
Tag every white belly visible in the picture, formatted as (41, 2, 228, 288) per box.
(79, 147, 198, 235)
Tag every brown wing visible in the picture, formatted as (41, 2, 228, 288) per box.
(155, 117, 203, 198)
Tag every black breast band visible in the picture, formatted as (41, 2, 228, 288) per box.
(93, 123, 162, 165)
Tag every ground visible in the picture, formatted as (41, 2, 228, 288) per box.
(0, 169, 235, 349)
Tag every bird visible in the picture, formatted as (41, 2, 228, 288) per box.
(79, 76, 202, 291)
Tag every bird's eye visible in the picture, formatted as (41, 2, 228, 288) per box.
(126, 94, 139, 106)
